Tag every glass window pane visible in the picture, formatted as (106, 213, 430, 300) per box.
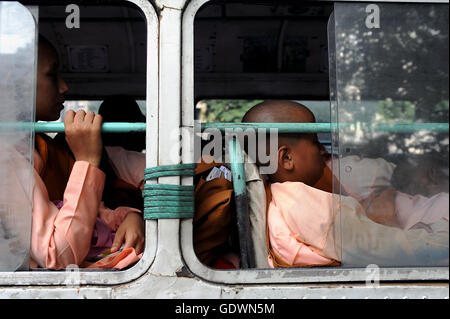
(331, 2, 449, 267)
(0, 2, 36, 271)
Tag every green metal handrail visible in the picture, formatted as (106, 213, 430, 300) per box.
(0, 122, 146, 133)
(1, 122, 448, 133)
(201, 122, 449, 133)
(202, 122, 333, 133)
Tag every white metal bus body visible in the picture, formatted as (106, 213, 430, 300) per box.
(0, 0, 448, 299)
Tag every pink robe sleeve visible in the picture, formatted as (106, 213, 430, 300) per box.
(31, 161, 105, 270)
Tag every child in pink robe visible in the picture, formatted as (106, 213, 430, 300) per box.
(243, 100, 449, 268)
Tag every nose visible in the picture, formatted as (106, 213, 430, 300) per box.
(58, 75, 69, 95)
(315, 139, 326, 154)
(319, 144, 327, 156)
(318, 142, 328, 160)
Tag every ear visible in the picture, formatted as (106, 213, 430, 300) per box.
(278, 145, 294, 171)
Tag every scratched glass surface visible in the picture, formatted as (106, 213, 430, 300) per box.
(330, 3, 449, 267)
(0, 2, 36, 271)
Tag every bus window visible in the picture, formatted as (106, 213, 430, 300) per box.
(191, 1, 337, 270)
(0, 0, 158, 285)
(36, 2, 148, 270)
(330, 2, 448, 267)
(187, 0, 448, 279)
(0, 1, 36, 271)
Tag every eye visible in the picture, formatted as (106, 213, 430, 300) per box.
(47, 72, 58, 81)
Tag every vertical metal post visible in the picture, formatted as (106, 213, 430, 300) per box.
(229, 136, 255, 269)
(150, 1, 186, 276)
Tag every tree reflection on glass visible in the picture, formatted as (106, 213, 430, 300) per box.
(332, 3, 448, 169)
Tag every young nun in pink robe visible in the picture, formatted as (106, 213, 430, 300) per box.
(242, 101, 449, 268)
(17, 36, 146, 270)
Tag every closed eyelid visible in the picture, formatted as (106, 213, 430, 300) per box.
(45, 68, 58, 75)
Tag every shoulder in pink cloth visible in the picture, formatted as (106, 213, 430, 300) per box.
(268, 182, 338, 267)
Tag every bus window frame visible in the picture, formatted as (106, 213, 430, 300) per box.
(180, 0, 450, 284)
(0, 0, 158, 286)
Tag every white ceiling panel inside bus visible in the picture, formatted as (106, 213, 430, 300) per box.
(194, 1, 333, 100)
(38, 4, 147, 100)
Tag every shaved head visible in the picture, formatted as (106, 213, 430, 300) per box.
(242, 100, 316, 124)
(241, 100, 326, 185)
(242, 100, 317, 148)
